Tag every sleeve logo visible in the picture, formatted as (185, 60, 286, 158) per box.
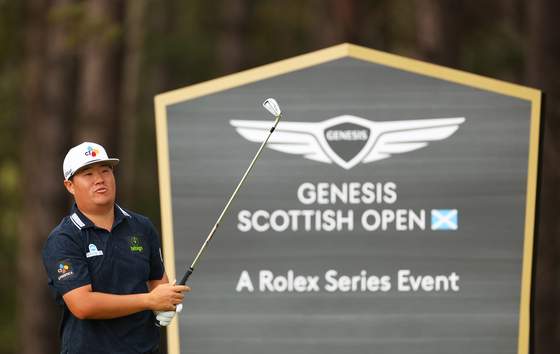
(55, 259, 76, 282)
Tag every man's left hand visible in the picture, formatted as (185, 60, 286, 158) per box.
(153, 310, 176, 326)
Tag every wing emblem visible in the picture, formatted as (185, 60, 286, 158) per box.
(230, 115, 465, 170)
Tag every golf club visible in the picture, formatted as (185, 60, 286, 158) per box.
(156, 98, 281, 325)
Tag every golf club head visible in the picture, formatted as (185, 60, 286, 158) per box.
(263, 98, 282, 118)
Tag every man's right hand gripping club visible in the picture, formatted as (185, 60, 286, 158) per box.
(152, 279, 189, 327)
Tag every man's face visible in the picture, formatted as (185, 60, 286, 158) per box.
(64, 162, 116, 210)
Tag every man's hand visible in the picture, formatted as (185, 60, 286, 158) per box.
(148, 279, 190, 312)
(153, 310, 176, 326)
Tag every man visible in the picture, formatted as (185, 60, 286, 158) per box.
(42, 142, 189, 354)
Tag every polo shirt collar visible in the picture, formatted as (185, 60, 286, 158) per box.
(70, 204, 93, 230)
(69, 203, 131, 231)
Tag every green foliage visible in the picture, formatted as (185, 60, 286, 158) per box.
(48, 2, 123, 50)
(0, 0, 24, 352)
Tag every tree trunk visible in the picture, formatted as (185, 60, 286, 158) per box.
(74, 0, 123, 156)
(525, 0, 560, 352)
(216, 0, 250, 76)
(313, 0, 366, 47)
(414, 0, 462, 68)
(18, 0, 77, 353)
(118, 0, 147, 206)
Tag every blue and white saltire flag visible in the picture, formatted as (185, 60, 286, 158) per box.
(431, 209, 458, 230)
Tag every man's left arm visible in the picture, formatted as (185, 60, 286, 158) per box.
(148, 272, 185, 326)
(147, 271, 170, 292)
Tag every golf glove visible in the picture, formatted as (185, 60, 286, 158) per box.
(153, 310, 176, 327)
(153, 304, 182, 326)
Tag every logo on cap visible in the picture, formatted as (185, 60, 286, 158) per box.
(85, 146, 99, 157)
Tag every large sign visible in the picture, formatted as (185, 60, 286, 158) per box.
(154, 44, 542, 354)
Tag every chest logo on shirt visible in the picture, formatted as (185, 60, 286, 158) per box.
(55, 259, 76, 282)
(86, 244, 104, 258)
(127, 236, 145, 253)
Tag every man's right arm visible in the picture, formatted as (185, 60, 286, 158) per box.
(62, 281, 189, 320)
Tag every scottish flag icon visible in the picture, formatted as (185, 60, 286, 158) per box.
(431, 209, 458, 230)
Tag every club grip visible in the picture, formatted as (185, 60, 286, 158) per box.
(155, 268, 193, 327)
(179, 267, 194, 286)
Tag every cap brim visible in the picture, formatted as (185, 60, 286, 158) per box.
(65, 158, 120, 180)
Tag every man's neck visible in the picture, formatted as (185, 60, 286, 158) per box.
(78, 204, 115, 232)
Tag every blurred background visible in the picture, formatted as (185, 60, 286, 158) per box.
(0, 0, 558, 353)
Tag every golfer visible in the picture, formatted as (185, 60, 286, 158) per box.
(42, 142, 189, 354)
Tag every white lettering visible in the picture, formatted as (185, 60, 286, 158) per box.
(322, 209, 336, 231)
(239, 209, 427, 232)
(337, 210, 353, 231)
(297, 183, 316, 204)
(330, 183, 347, 204)
(383, 182, 397, 203)
(361, 182, 375, 204)
(325, 270, 338, 292)
(317, 183, 329, 204)
(270, 210, 289, 232)
(396, 209, 407, 231)
(398, 269, 411, 291)
(382, 210, 395, 230)
(398, 270, 460, 292)
(260, 270, 274, 292)
(409, 209, 425, 230)
(236, 270, 254, 292)
(252, 210, 270, 232)
(297, 182, 398, 205)
(362, 209, 381, 231)
(237, 210, 252, 232)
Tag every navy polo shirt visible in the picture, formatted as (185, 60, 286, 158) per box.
(42, 204, 165, 354)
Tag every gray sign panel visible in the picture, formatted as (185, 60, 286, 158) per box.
(155, 44, 541, 354)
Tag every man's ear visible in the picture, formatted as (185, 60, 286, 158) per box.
(64, 180, 75, 195)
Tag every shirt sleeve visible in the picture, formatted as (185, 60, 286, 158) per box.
(42, 228, 92, 296)
(145, 219, 165, 281)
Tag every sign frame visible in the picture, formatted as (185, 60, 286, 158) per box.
(154, 43, 542, 354)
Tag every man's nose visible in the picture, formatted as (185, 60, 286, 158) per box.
(94, 172, 105, 183)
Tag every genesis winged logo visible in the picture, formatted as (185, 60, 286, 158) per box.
(230, 115, 465, 170)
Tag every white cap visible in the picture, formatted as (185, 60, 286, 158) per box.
(63, 142, 119, 180)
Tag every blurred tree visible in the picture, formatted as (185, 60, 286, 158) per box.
(414, 1, 560, 353)
(216, 0, 250, 76)
(414, 0, 462, 68)
(526, 0, 560, 352)
(17, 0, 132, 353)
(19, 0, 77, 353)
(119, 0, 147, 204)
(74, 0, 122, 153)
(312, 0, 367, 47)
(0, 0, 25, 353)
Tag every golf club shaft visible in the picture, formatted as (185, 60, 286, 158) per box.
(178, 115, 281, 286)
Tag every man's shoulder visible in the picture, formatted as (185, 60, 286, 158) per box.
(43, 215, 81, 256)
(115, 204, 153, 226)
(49, 214, 81, 238)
